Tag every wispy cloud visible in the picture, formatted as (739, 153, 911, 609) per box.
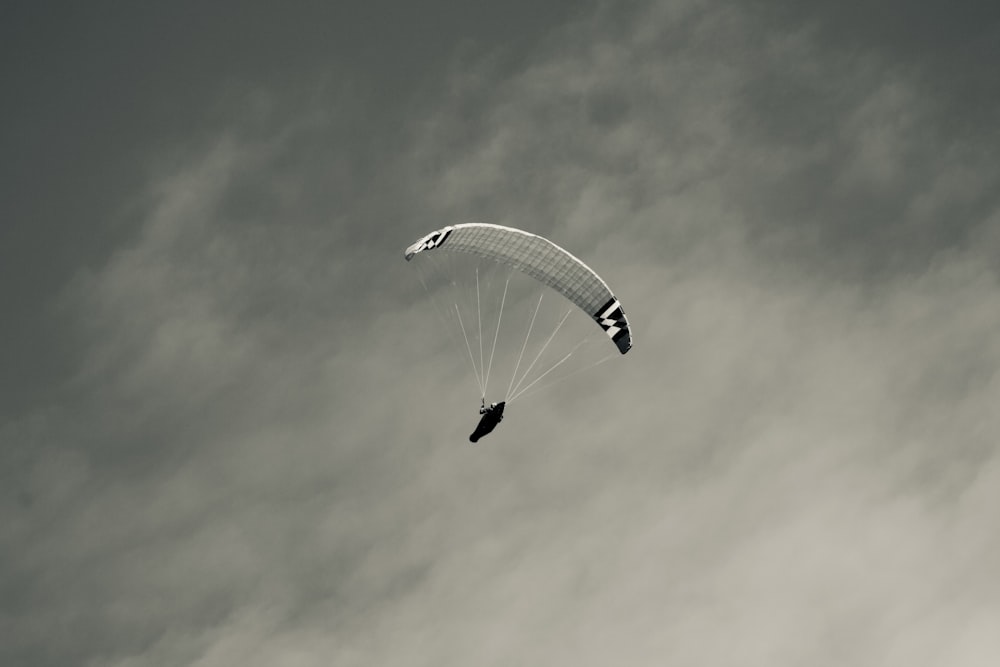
(3, 1, 999, 665)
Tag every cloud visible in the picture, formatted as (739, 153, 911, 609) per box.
(3, 1, 1000, 665)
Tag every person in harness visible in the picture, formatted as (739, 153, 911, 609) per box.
(469, 400, 505, 442)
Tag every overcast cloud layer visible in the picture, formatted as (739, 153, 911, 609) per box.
(3, 2, 1000, 665)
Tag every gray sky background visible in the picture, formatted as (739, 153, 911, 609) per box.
(3, 2, 1000, 665)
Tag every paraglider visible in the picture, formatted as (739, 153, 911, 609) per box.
(405, 223, 632, 442)
(469, 401, 505, 443)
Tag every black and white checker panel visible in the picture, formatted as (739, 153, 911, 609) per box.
(593, 297, 631, 354)
(405, 226, 455, 259)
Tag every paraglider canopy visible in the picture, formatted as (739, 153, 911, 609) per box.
(405, 223, 632, 354)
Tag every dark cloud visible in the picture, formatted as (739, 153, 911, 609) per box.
(0, 0, 591, 416)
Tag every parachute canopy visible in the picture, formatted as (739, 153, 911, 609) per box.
(405, 223, 632, 354)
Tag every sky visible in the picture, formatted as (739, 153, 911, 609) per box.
(3, 1, 1000, 665)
